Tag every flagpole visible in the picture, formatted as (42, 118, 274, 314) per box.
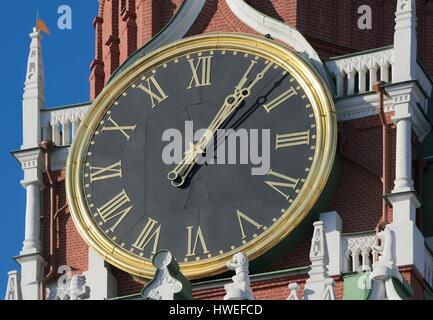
(35, 10, 39, 31)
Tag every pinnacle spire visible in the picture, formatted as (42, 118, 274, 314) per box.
(22, 27, 45, 149)
(393, 0, 417, 82)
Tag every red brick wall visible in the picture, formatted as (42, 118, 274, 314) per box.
(42, 170, 88, 279)
(400, 266, 427, 300)
(193, 275, 344, 300)
(90, 0, 433, 100)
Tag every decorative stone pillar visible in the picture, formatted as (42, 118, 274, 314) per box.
(12, 26, 46, 300)
(21, 180, 42, 253)
(5, 271, 22, 300)
(392, 98, 414, 193)
(320, 211, 342, 276)
(384, 0, 425, 279)
(393, 0, 417, 83)
(303, 221, 336, 300)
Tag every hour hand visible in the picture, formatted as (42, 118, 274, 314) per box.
(167, 143, 204, 187)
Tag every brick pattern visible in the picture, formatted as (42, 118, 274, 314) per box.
(400, 266, 428, 300)
(193, 275, 344, 300)
(42, 170, 88, 279)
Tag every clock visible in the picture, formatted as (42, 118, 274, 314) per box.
(66, 33, 337, 279)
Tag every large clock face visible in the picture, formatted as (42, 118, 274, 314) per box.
(67, 33, 336, 279)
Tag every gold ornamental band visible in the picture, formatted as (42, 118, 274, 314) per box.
(66, 32, 337, 280)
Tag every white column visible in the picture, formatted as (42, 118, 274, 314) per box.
(21, 181, 42, 253)
(393, 0, 417, 83)
(369, 67, 378, 91)
(320, 211, 342, 276)
(62, 121, 71, 145)
(380, 62, 390, 83)
(52, 122, 61, 146)
(387, 93, 424, 276)
(392, 112, 414, 193)
(347, 70, 356, 95)
(336, 72, 344, 97)
(72, 119, 81, 139)
(358, 68, 367, 93)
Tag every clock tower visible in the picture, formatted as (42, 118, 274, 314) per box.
(7, 0, 433, 300)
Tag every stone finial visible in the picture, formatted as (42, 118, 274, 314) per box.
(46, 274, 90, 300)
(5, 271, 22, 300)
(371, 226, 396, 281)
(322, 278, 336, 300)
(287, 283, 299, 300)
(368, 226, 408, 300)
(304, 221, 336, 300)
(224, 252, 255, 300)
(141, 250, 192, 300)
(69, 275, 90, 300)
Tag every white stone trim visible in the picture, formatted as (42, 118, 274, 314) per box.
(326, 48, 394, 97)
(342, 232, 376, 273)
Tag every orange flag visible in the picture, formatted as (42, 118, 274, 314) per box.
(36, 18, 51, 35)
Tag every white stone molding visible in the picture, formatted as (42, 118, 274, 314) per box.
(14, 253, 45, 300)
(41, 103, 90, 147)
(320, 211, 342, 276)
(342, 232, 376, 273)
(84, 248, 117, 300)
(326, 48, 394, 97)
(287, 283, 299, 300)
(225, 0, 333, 91)
(224, 252, 255, 300)
(303, 221, 336, 300)
(5, 271, 22, 300)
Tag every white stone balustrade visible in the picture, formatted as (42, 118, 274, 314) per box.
(342, 232, 376, 273)
(41, 103, 90, 146)
(326, 47, 394, 97)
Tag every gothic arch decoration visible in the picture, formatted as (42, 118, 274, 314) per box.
(225, 0, 334, 92)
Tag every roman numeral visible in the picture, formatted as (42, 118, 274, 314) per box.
(275, 130, 310, 150)
(187, 55, 213, 89)
(97, 190, 133, 232)
(186, 226, 210, 257)
(265, 170, 300, 200)
(90, 161, 122, 183)
(263, 87, 297, 113)
(137, 75, 168, 108)
(236, 210, 263, 240)
(101, 116, 137, 141)
(132, 218, 161, 254)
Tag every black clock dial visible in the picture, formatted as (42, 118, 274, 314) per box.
(83, 49, 317, 263)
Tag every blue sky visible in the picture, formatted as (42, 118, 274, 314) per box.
(0, 1, 97, 296)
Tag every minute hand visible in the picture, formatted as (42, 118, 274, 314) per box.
(167, 61, 273, 187)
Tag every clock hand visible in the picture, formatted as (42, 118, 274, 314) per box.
(167, 61, 274, 187)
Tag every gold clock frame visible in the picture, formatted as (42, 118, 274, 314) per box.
(66, 33, 337, 280)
